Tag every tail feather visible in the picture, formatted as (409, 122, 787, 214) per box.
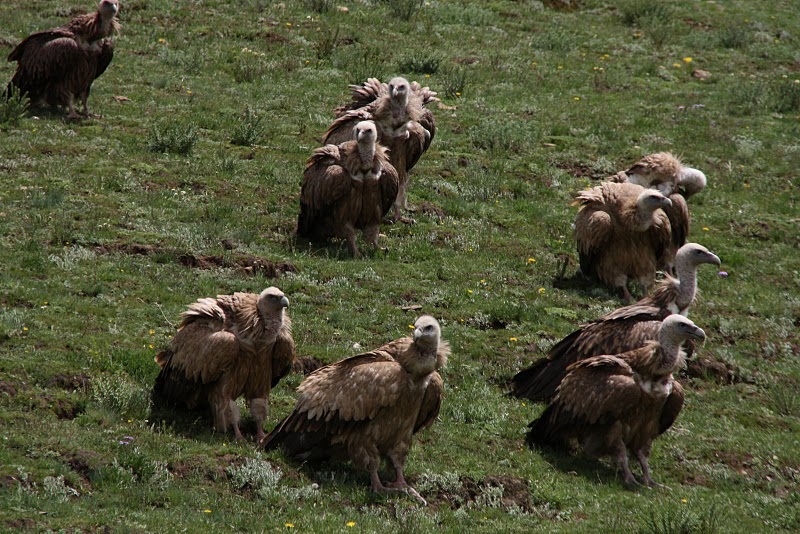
(510, 330, 583, 402)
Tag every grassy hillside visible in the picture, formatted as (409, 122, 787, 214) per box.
(0, 0, 798, 531)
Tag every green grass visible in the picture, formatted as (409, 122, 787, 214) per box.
(1, 0, 799, 531)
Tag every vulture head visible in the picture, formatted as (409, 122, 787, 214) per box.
(354, 120, 378, 146)
(660, 314, 706, 344)
(635, 189, 671, 229)
(98, 0, 120, 17)
(388, 77, 411, 107)
(408, 315, 447, 375)
(677, 167, 707, 199)
(675, 243, 721, 272)
(256, 287, 290, 316)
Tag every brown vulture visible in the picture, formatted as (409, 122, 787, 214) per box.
(260, 315, 449, 505)
(322, 77, 437, 222)
(526, 314, 706, 488)
(152, 287, 295, 442)
(510, 243, 720, 404)
(297, 120, 399, 257)
(6, 0, 120, 119)
(574, 181, 673, 302)
(609, 152, 706, 274)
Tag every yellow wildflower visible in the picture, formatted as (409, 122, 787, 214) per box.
(702, 227, 709, 231)
(683, 57, 692, 63)
(203, 509, 212, 513)
(467, 289, 473, 294)
(149, 329, 155, 335)
(538, 288, 545, 294)
(285, 524, 295, 529)
(510, 337, 518, 342)
(346, 522, 356, 528)
(527, 258, 536, 264)
(673, 63, 682, 68)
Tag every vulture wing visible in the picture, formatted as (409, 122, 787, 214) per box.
(658, 379, 684, 435)
(527, 355, 641, 447)
(261, 350, 400, 449)
(9, 31, 84, 94)
(94, 39, 115, 79)
(334, 77, 386, 115)
(297, 144, 353, 237)
(573, 187, 615, 277)
(270, 316, 296, 388)
(661, 194, 690, 269)
(166, 303, 240, 384)
(379, 158, 401, 215)
(322, 108, 374, 145)
(414, 371, 443, 433)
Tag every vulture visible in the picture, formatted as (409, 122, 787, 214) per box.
(297, 120, 399, 258)
(152, 287, 295, 442)
(609, 152, 706, 275)
(260, 315, 449, 505)
(6, 0, 120, 119)
(526, 314, 706, 488)
(574, 181, 672, 302)
(511, 243, 720, 404)
(323, 77, 437, 222)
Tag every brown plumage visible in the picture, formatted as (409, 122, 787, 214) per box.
(6, 0, 120, 119)
(574, 181, 672, 302)
(511, 243, 720, 404)
(260, 315, 449, 505)
(152, 287, 295, 442)
(297, 120, 399, 257)
(527, 315, 706, 488)
(608, 153, 706, 274)
(323, 77, 437, 222)
(617, 152, 708, 200)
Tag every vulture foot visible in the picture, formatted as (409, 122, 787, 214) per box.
(383, 481, 428, 506)
(65, 111, 83, 121)
(397, 216, 416, 225)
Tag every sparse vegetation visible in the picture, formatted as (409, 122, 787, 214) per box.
(0, 0, 798, 532)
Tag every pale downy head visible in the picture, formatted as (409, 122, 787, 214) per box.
(637, 189, 672, 213)
(678, 167, 707, 198)
(412, 315, 441, 351)
(99, 0, 119, 17)
(257, 287, 290, 315)
(659, 314, 706, 345)
(388, 77, 410, 105)
(675, 243, 721, 271)
(353, 120, 377, 145)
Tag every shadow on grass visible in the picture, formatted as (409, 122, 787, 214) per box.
(532, 443, 630, 490)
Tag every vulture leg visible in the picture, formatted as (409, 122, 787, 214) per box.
(611, 441, 640, 488)
(65, 95, 81, 121)
(342, 222, 361, 258)
(635, 447, 670, 490)
(385, 451, 427, 506)
(363, 224, 380, 250)
(248, 397, 269, 443)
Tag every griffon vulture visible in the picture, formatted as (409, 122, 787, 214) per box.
(609, 153, 706, 274)
(511, 243, 720, 404)
(574, 182, 672, 302)
(6, 0, 120, 119)
(323, 77, 437, 222)
(526, 314, 706, 488)
(260, 315, 449, 505)
(297, 120, 399, 257)
(152, 287, 295, 442)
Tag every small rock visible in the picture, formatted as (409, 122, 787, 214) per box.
(692, 69, 711, 80)
(337, 6, 349, 13)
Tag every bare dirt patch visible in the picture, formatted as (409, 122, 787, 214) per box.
(422, 474, 533, 512)
(47, 373, 90, 392)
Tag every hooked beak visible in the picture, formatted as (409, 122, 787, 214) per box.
(280, 296, 289, 308)
(687, 325, 706, 343)
(708, 252, 721, 267)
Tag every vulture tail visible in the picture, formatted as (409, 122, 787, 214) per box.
(525, 405, 562, 449)
(510, 330, 582, 402)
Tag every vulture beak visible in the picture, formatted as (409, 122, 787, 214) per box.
(708, 252, 721, 267)
(280, 296, 289, 308)
(687, 325, 706, 343)
(413, 327, 422, 341)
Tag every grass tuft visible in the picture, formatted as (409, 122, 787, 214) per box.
(148, 121, 198, 155)
(231, 108, 265, 147)
(1, 84, 29, 128)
